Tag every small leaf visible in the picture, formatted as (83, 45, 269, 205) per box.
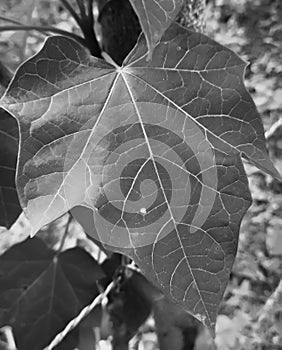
(0, 108, 21, 228)
(129, 0, 183, 59)
(0, 237, 105, 350)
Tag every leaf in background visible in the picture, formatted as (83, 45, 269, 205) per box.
(98, 0, 141, 65)
(0, 108, 21, 228)
(1, 23, 279, 331)
(0, 237, 105, 350)
(129, 0, 183, 59)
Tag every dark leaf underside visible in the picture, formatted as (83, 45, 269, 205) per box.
(0, 108, 21, 228)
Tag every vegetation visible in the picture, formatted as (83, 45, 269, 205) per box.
(0, 1, 281, 349)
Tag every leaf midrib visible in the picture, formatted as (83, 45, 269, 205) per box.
(121, 70, 213, 329)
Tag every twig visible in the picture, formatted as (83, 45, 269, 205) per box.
(43, 281, 114, 350)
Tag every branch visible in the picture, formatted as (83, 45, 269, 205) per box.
(43, 281, 115, 350)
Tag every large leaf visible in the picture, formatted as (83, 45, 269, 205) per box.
(1, 23, 278, 331)
(0, 237, 105, 350)
(0, 108, 21, 228)
(129, 0, 183, 58)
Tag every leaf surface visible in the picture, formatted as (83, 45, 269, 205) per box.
(0, 108, 21, 228)
(1, 23, 279, 331)
(129, 0, 183, 58)
(0, 237, 105, 350)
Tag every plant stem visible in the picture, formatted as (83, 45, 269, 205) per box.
(60, 0, 82, 27)
(87, 0, 94, 23)
(43, 281, 115, 350)
(0, 25, 87, 48)
(59, 0, 101, 57)
(76, 0, 87, 19)
(80, 24, 102, 57)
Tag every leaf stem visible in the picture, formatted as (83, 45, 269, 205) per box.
(77, 0, 101, 57)
(60, 0, 82, 28)
(0, 16, 27, 26)
(0, 25, 87, 48)
(59, 0, 101, 57)
(87, 0, 94, 23)
(76, 0, 87, 19)
(43, 281, 115, 350)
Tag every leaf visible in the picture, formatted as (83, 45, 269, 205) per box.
(0, 237, 105, 350)
(0, 60, 12, 96)
(0, 108, 21, 228)
(1, 23, 279, 331)
(98, 0, 141, 65)
(129, 0, 183, 59)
